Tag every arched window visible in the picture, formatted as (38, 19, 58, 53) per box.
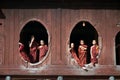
(115, 31, 120, 65)
(70, 21, 98, 64)
(19, 20, 48, 64)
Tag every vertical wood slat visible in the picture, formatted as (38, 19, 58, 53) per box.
(61, 9, 71, 65)
(4, 9, 11, 66)
(51, 9, 57, 65)
(51, 9, 61, 65)
(10, 10, 14, 65)
(0, 19, 4, 65)
(14, 9, 20, 66)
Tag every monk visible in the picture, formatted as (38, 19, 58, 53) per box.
(19, 42, 30, 62)
(70, 43, 80, 65)
(78, 40, 87, 69)
(90, 40, 99, 66)
(29, 36, 39, 63)
(38, 40, 48, 61)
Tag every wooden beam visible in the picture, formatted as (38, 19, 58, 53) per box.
(0, 0, 120, 9)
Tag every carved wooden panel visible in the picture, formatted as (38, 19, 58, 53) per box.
(0, 9, 120, 77)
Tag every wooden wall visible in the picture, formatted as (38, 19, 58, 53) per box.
(0, 9, 120, 79)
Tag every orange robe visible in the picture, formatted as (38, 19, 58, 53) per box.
(90, 45, 99, 64)
(78, 45, 87, 67)
(38, 45, 48, 60)
(70, 48, 80, 65)
(19, 43, 30, 62)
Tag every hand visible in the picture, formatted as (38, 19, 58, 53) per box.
(96, 56, 99, 59)
(80, 46, 86, 50)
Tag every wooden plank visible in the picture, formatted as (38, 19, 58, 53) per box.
(51, 9, 61, 65)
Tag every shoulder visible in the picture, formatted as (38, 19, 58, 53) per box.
(91, 45, 94, 48)
(79, 45, 81, 47)
(38, 46, 43, 48)
(84, 45, 87, 47)
(96, 45, 99, 49)
(45, 45, 48, 47)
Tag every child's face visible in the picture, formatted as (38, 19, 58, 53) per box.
(92, 40, 96, 45)
(40, 40, 44, 45)
(80, 40, 84, 45)
(71, 43, 74, 48)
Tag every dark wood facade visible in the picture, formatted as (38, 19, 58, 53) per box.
(0, 9, 120, 79)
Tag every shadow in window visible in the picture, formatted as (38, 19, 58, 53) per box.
(115, 31, 120, 65)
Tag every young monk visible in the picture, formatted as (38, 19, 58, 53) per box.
(19, 42, 30, 62)
(78, 40, 87, 70)
(70, 43, 80, 65)
(90, 40, 99, 67)
(29, 35, 39, 63)
(38, 40, 48, 61)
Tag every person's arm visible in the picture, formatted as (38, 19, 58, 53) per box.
(80, 45, 87, 50)
(45, 45, 48, 51)
(84, 46, 87, 50)
(90, 46, 93, 59)
(19, 42, 24, 51)
(29, 37, 34, 47)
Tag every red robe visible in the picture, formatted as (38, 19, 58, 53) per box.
(19, 43, 30, 62)
(90, 45, 99, 64)
(78, 45, 87, 67)
(30, 47, 37, 62)
(38, 45, 48, 60)
(70, 48, 80, 65)
(29, 41, 38, 63)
